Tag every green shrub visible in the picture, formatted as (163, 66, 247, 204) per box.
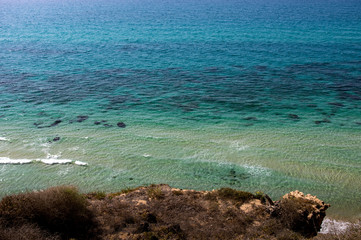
(254, 191, 264, 199)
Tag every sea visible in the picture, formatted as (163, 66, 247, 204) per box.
(0, 0, 360, 220)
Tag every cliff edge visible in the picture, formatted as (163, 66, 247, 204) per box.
(0, 184, 347, 240)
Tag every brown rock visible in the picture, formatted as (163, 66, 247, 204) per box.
(275, 190, 330, 237)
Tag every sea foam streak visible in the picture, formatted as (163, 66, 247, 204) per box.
(0, 137, 10, 141)
(38, 159, 73, 165)
(74, 160, 88, 166)
(0, 157, 32, 164)
(0, 157, 87, 166)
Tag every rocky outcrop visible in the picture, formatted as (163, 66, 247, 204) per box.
(270, 190, 330, 237)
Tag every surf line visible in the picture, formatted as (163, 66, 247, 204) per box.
(0, 157, 88, 166)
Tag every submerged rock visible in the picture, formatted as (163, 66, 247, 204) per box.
(53, 137, 60, 142)
(94, 120, 107, 125)
(117, 122, 126, 128)
(254, 65, 268, 71)
(315, 118, 331, 124)
(49, 120, 62, 127)
(37, 120, 62, 128)
(288, 114, 300, 120)
(328, 102, 344, 107)
(33, 122, 43, 127)
(244, 117, 257, 121)
(76, 115, 89, 122)
(69, 115, 89, 123)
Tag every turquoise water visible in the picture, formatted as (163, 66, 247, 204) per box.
(1, 0, 361, 220)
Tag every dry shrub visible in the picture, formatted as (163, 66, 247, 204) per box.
(0, 186, 99, 240)
(146, 188, 253, 239)
(90, 198, 136, 237)
(243, 217, 304, 240)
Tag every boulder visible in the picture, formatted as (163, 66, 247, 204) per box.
(271, 190, 330, 237)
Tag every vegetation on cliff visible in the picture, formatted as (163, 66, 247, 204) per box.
(0, 185, 359, 240)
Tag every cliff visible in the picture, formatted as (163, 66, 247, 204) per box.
(0, 184, 357, 240)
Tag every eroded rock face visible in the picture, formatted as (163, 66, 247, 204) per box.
(272, 190, 330, 237)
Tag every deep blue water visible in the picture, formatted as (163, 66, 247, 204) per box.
(0, 0, 361, 220)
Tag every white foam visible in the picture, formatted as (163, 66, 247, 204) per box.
(143, 154, 151, 158)
(38, 159, 73, 165)
(0, 137, 10, 141)
(74, 160, 88, 166)
(230, 141, 250, 151)
(0, 156, 87, 166)
(319, 218, 354, 234)
(0, 157, 32, 164)
(46, 153, 62, 159)
(243, 164, 271, 176)
(236, 145, 249, 151)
